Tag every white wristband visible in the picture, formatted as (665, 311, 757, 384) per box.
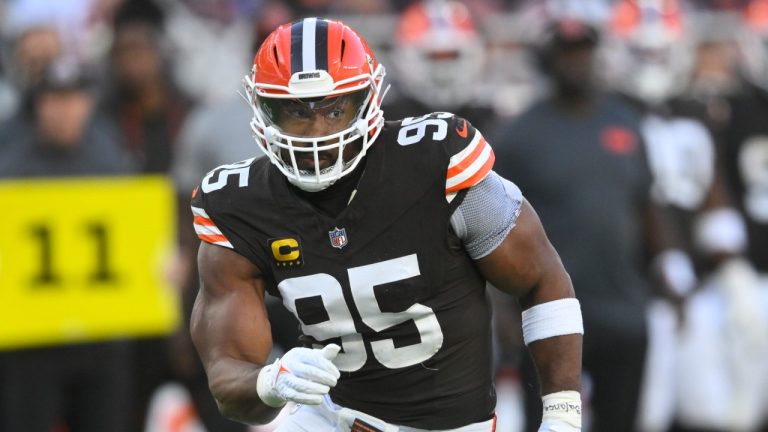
(521, 298, 583, 345)
(541, 390, 582, 430)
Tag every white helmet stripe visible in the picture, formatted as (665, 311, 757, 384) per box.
(302, 17, 317, 72)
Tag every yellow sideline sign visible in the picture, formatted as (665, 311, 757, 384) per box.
(0, 176, 180, 350)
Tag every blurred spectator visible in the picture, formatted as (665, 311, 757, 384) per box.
(491, 18, 674, 432)
(0, 56, 19, 124)
(171, 98, 256, 201)
(0, 56, 132, 432)
(252, 0, 296, 48)
(164, 0, 255, 103)
(2, 0, 93, 55)
(331, 0, 391, 14)
(0, 56, 130, 177)
(4, 25, 63, 110)
(169, 1, 292, 195)
(103, 0, 194, 174)
(684, 0, 753, 12)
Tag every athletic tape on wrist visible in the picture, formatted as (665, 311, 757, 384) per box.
(541, 390, 582, 430)
(521, 298, 583, 345)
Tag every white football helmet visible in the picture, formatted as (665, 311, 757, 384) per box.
(607, 0, 693, 105)
(391, 0, 486, 110)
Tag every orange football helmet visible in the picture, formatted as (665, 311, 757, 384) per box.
(244, 18, 386, 192)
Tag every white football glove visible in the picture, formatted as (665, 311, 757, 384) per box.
(538, 391, 582, 432)
(256, 344, 341, 407)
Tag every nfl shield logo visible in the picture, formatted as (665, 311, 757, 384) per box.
(328, 227, 348, 249)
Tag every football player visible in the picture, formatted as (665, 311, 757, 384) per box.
(189, 18, 583, 431)
(385, 0, 496, 132)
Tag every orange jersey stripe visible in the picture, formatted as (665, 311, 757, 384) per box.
(447, 136, 488, 179)
(446, 150, 495, 194)
(197, 233, 229, 244)
(193, 215, 216, 227)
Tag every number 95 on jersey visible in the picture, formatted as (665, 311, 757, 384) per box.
(0, 176, 180, 350)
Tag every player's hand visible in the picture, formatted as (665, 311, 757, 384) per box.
(538, 391, 581, 431)
(256, 344, 341, 407)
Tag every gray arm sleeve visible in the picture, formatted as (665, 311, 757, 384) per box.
(449, 171, 523, 260)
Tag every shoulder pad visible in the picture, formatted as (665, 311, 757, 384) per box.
(189, 157, 257, 249)
(200, 157, 257, 194)
(388, 112, 495, 197)
(444, 115, 495, 195)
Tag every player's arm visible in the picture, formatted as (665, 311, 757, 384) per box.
(192, 242, 342, 425)
(191, 242, 279, 424)
(478, 201, 583, 431)
(444, 118, 580, 428)
(448, 168, 582, 431)
(476, 200, 582, 387)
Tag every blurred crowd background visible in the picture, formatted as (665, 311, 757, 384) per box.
(2, 0, 768, 431)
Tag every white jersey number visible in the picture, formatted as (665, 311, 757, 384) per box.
(642, 116, 714, 210)
(277, 254, 444, 372)
(397, 113, 452, 146)
(201, 158, 255, 193)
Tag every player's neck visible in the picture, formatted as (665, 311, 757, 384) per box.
(554, 90, 598, 114)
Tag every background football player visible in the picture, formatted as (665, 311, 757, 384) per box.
(605, 2, 767, 431)
(385, 0, 497, 132)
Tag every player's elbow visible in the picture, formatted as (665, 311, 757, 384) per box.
(207, 374, 281, 426)
(520, 265, 575, 310)
(213, 396, 247, 424)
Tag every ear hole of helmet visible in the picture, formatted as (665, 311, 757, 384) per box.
(272, 45, 279, 69)
(341, 39, 346, 61)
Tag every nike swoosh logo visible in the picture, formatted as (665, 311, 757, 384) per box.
(275, 363, 290, 384)
(456, 120, 468, 138)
